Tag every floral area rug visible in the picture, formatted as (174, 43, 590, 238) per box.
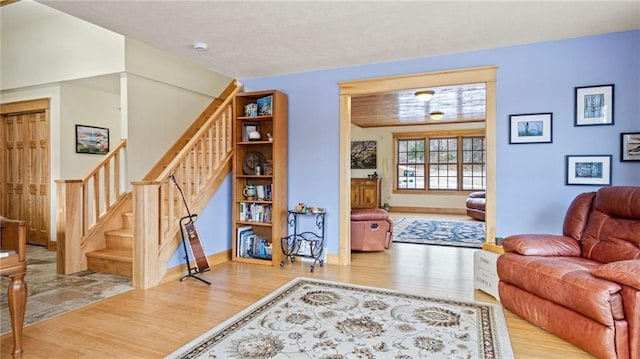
(393, 218, 485, 248)
(166, 278, 513, 359)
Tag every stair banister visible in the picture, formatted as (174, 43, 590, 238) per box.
(132, 83, 240, 289)
(56, 139, 128, 274)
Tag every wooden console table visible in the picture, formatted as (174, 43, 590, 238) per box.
(0, 218, 27, 358)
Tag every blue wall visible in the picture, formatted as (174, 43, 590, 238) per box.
(239, 30, 639, 254)
(171, 30, 639, 265)
(168, 175, 232, 267)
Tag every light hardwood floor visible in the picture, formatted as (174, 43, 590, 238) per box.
(1, 242, 594, 358)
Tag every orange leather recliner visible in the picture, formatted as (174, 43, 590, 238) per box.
(497, 186, 640, 359)
(350, 208, 393, 251)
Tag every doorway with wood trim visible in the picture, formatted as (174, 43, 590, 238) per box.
(338, 66, 497, 266)
(1, 98, 51, 247)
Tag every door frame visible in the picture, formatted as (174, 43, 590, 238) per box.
(1, 98, 52, 248)
(334, 66, 497, 265)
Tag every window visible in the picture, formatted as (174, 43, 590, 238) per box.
(462, 137, 486, 190)
(396, 139, 425, 189)
(396, 134, 485, 191)
(429, 138, 458, 190)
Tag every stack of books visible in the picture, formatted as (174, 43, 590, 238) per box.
(239, 203, 272, 223)
(236, 226, 272, 259)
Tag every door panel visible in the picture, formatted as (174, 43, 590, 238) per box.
(1, 106, 50, 246)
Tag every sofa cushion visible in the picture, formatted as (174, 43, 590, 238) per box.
(562, 191, 595, 241)
(498, 253, 624, 326)
(593, 260, 640, 290)
(503, 234, 581, 256)
(581, 186, 640, 264)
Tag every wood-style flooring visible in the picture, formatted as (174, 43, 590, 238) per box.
(1, 218, 594, 358)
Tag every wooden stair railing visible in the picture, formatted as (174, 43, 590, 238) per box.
(132, 81, 241, 289)
(56, 139, 128, 274)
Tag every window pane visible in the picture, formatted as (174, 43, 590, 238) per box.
(407, 141, 416, 152)
(461, 136, 486, 190)
(463, 151, 472, 163)
(396, 138, 426, 190)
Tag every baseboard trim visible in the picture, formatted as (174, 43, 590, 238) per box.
(162, 249, 231, 283)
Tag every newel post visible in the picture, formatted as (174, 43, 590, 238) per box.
(55, 179, 84, 274)
(132, 181, 161, 289)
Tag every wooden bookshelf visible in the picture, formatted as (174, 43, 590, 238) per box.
(231, 90, 288, 265)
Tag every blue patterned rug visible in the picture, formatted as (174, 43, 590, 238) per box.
(393, 218, 485, 248)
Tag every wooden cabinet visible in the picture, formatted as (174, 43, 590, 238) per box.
(232, 90, 287, 266)
(351, 178, 381, 209)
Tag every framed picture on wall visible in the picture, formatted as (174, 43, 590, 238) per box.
(75, 125, 109, 154)
(351, 140, 377, 169)
(621, 132, 640, 161)
(575, 84, 614, 126)
(509, 113, 552, 144)
(565, 155, 612, 186)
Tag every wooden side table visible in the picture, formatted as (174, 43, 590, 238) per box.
(1, 218, 27, 358)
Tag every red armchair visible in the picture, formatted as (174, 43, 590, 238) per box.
(497, 186, 640, 359)
(465, 191, 485, 221)
(350, 208, 393, 251)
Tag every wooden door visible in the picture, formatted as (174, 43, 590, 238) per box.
(1, 99, 50, 246)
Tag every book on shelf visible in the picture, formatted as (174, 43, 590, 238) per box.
(239, 203, 273, 223)
(247, 235, 272, 260)
(236, 226, 272, 259)
(255, 184, 272, 200)
(236, 226, 253, 257)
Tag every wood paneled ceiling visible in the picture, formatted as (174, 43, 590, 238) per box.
(351, 83, 486, 128)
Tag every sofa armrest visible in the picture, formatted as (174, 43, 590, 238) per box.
(503, 234, 581, 256)
(593, 260, 640, 290)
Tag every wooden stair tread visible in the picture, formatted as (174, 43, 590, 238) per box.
(86, 248, 132, 262)
(105, 228, 133, 237)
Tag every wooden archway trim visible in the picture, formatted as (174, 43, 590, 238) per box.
(334, 66, 497, 266)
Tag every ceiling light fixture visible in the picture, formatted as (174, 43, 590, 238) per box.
(415, 90, 435, 102)
(429, 111, 444, 120)
(193, 42, 208, 52)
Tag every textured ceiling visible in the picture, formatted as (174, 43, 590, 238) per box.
(35, 0, 640, 79)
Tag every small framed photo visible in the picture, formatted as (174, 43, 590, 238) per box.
(575, 84, 614, 126)
(509, 113, 552, 144)
(566, 155, 612, 186)
(75, 125, 109, 154)
(242, 122, 260, 142)
(621, 132, 640, 162)
(257, 95, 273, 116)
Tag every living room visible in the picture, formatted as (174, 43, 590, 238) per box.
(1, 1, 639, 358)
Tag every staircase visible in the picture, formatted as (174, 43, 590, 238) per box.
(86, 212, 134, 277)
(57, 80, 242, 287)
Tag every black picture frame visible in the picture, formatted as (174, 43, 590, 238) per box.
(565, 155, 612, 186)
(509, 113, 553, 144)
(574, 84, 614, 126)
(621, 132, 640, 162)
(75, 125, 109, 154)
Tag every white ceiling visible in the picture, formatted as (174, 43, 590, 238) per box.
(34, 0, 640, 79)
